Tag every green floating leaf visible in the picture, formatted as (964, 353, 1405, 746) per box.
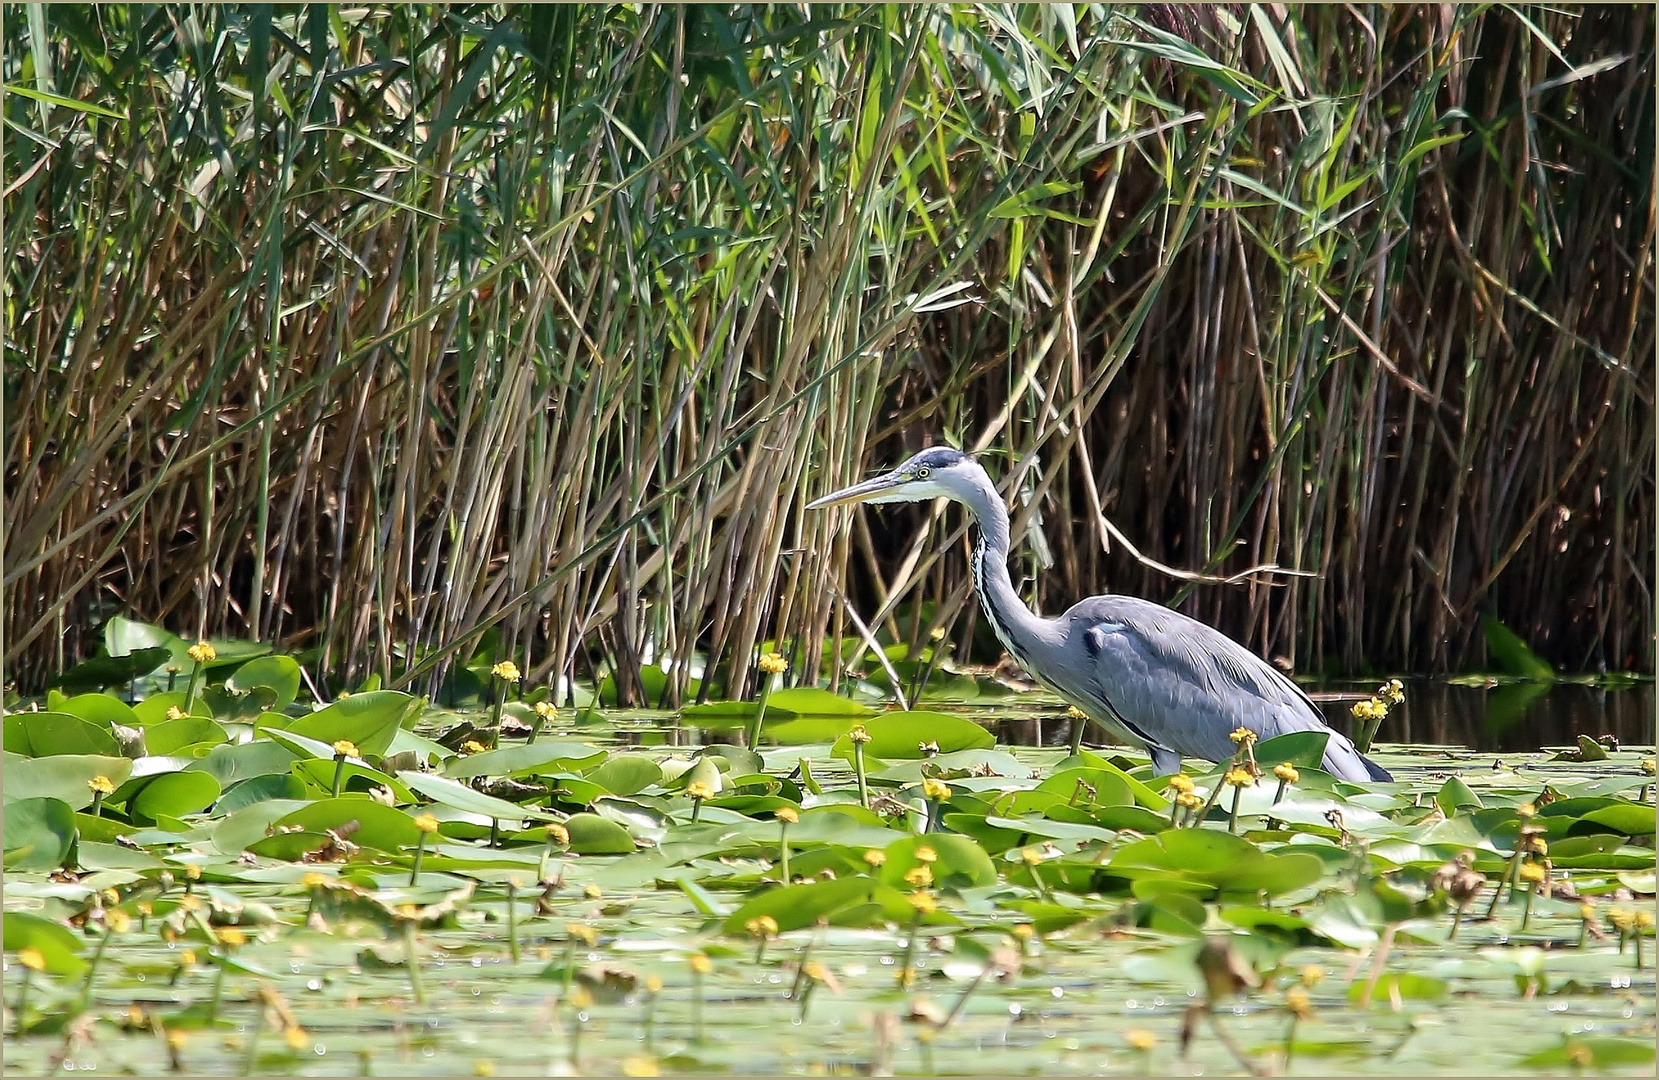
(3, 797, 77, 870)
(2, 911, 87, 977)
(274, 799, 426, 853)
(225, 654, 302, 711)
(565, 812, 636, 854)
(131, 771, 221, 820)
(443, 741, 606, 780)
(1572, 803, 1657, 838)
(4, 754, 133, 809)
(830, 711, 994, 761)
(1035, 768, 1134, 808)
(1517, 1037, 1655, 1070)
(51, 648, 173, 690)
(1253, 730, 1330, 770)
(185, 740, 301, 787)
(287, 691, 421, 759)
(103, 616, 190, 675)
(1434, 775, 1484, 814)
(722, 876, 935, 935)
(1108, 829, 1324, 898)
(211, 799, 310, 856)
(398, 770, 559, 822)
(144, 717, 228, 756)
(586, 754, 662, 796)
(215, 773, 308, 815)
(21, 712, 119, 757)
(1346, 972, 1446, 1005)
(879, 833, 997, 888)
(53, 693, 142, 730)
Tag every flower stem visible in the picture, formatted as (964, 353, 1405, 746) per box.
(183, 661, 205, 714)
(403, 920, 425, 1004)
(409, 836, 427, 887)
(506, 879, 521, 965)
(852, 741, 870, 810)
(746, 677, 774, 751)
(778, 822, 791, 883)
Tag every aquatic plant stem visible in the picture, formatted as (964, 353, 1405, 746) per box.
(409, 835, 428, 886)
(183, 659, 205, 715)
(403, 920, 425, 1004)
(76, 925, 113, 1009)
(11, 967, 31, 1034)
(746, 675, 775, 752)
(1227, 784, 1244, 833)
(778, 819, 791, 883)
(852, 740, 870, 809)
(506, 878, 521, 964)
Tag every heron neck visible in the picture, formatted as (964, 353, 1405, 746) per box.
(965, 481, 1053, 665)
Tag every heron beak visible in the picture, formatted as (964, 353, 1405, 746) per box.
(805, 470, 907, 509)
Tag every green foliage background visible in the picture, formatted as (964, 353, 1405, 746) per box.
(4, 4, 1653, 697)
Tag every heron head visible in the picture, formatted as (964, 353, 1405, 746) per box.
(806, 446, 980, 509)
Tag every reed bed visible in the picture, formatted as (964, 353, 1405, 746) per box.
(4, 4, 1652, 698)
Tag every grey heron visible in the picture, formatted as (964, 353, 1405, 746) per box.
(807, 446, 1392, 783)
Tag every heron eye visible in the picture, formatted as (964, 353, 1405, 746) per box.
(916, 466, 931, 479)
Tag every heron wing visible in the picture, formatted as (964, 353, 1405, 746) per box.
(1053, 596, 1341, 766)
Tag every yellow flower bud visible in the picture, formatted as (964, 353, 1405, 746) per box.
(1519, 862, 1547, 884)
(1224, 767, 1255, 787)
(1229, 726, 1257, 746)
(862, 849, 886, 867)
(490, 661, 522, 682)
(1125, 1028, 1155, 1052)
(1020, 848, 1043, 867)
(284, 1026, 307, 1051)
(1012, 923, 1035, 941)
(88, 775, 116, 795)
(1166, 773, 1195, 794)
(848, 725, 872, 744)
(1284, 986, 1313, 1019)
(17, 946, 45, 972)
(907, 890, 937, 915)
(1300, 964, 1323, 987)
(187, 641, 217, 665)
(332, 740, 359, 759)
(565, 922, 599, 947)
(685, 781, 715, 801)
(745, 915, 779, 938)
(688, 952, 713, 975)
(414, 814, 439, 834)
(216, 927, 247, 948)
(776, 806, 799, 825)
(904, 865, 934, 888)
(460, 740, 487, 755)
(545, 823, 570, 846)
(534, 701, 558, 721)
(1273, 763, 1299, 783)
(165, 706, 187, 720)
(757, 652, 789, 675)
(583, 884, 603, 900)
(922, 778, 951, 801)
(914, 846, 938, 864)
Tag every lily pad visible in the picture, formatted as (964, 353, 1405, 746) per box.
(3, 797, 78, 870)
(287, 691, 422, 759)
(830, 711, 994, 760)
